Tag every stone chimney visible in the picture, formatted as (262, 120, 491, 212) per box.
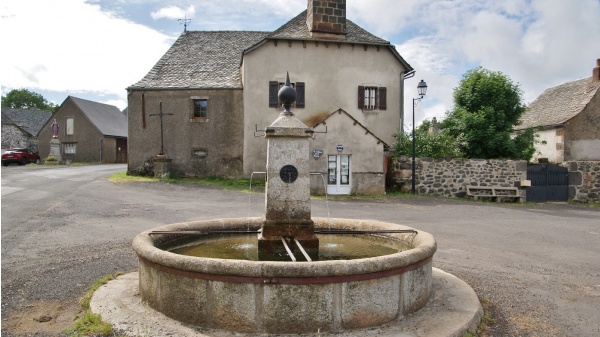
(306, 0, 346, 39)
(593, 59, 600, 82)
(428, 117, 439, 135)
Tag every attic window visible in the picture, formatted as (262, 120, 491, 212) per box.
(269, 81, 305, 108)
(358, 86, 386, 111)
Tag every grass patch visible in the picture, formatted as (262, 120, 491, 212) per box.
(108, 171, 159, 183)
(108, 172, 266, 192)
(66, 272, 124, 337)
(464, 295, 496, 337)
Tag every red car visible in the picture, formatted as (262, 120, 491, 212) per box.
(2, 148, 40, 166)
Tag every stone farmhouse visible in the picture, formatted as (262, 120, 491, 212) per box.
(38, 96, 128, 163)
(516, 59, 600, 163)
(127, 0, 415, 194)
(1, 108, 52, 152)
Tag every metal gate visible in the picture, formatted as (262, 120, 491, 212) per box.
(526, 164, 568, 202)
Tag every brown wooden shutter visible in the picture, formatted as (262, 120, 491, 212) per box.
(379, 87, 387, 110)
(296, 82, 305, 108)
(358, 86, 365, 109)
(269, 81, 279, 107)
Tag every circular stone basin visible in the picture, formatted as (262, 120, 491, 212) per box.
(133, 217, 437, 334)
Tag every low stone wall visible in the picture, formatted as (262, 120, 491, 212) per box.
(566, 161, 600, 202)
(388, 157, 528, 199)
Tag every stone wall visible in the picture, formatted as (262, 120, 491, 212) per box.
(388, 157, 528, 198)
(1, 125, 39, 151)
(566, 161, 600, 202)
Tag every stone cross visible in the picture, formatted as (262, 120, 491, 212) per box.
(149, 102, 174, 155)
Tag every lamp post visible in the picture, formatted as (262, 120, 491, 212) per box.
(412, 79, 428, 194)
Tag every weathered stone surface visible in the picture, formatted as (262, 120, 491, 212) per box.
(389, 157, 527, 199)
(565, 161, 600, 202)
(133, 217, 436, 334)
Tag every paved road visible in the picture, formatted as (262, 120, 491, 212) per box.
(1, 165, 599, 336)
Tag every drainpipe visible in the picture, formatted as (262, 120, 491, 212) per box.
(402, 70, 416, 134)
(99, 138, 103, 163)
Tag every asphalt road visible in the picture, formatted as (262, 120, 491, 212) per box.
(1, 164, 599, 336)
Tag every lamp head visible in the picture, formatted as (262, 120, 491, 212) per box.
(417, 79, 428, 98)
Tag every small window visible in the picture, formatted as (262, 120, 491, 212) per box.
(269, 81, 305, 108)
(64, 143, 76, 154)
(66, 117, 74, 135)
(193, 99, 208, 118)
(358, 86, 386, 111)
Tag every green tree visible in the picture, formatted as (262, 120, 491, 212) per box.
(1, 89, 57, 112)
(393, 119, 463, 158)
(440, 67, 534, 160)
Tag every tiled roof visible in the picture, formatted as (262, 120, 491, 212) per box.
(129, 31, 270, 89)
(267, 10, 389, 44)
(69, 96, 128, 137)
(1, 108, 52, 136)
(517, 77, 600, 129)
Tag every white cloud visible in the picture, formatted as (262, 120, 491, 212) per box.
(1, 0, 173, 109)
(351, 0, 600, 125)
(151, 5, 195, 20)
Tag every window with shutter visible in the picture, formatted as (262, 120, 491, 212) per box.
(269, 81, 279, 107)
(378, 87, 387, 110)
(296, 82, 305, 108)
(269, 80, 305, 108)
(358, 86, 365, 109)
(358, 85, 387, 111)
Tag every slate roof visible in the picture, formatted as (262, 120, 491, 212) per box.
(129, 31, 270, 89)
(517, 77, 600, 130)
(1, 108, 52, 136)
(266, 10, 388, 44)
(68, 96, 128, 137)
(129, 10, 413, 90)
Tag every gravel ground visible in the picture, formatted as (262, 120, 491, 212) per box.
(2, 165, 599, 336)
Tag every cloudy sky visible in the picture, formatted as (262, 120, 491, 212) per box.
(2, 0, 599, 127)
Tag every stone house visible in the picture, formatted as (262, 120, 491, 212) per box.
(127, 0, 414, 194)
(38, 96, 128, 163)
(1, 108, 52, 152)
(516, 59, 600, 163)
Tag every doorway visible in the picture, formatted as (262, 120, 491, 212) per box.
(327, 154, 351, 195)
(116, 138, 128, 163)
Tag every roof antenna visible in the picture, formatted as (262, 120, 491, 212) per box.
(178, 15, 191, 32)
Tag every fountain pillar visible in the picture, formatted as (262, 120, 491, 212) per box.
(258, 73, 319, 260)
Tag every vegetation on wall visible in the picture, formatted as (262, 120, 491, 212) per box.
(393, 120, 463, 158)
(393, 68, 536, 161)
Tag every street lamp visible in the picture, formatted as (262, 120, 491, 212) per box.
(412, 79, 428, 194)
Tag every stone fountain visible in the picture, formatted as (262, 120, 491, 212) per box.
(130, 75, 441, 334)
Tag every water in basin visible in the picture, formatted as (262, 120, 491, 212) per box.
(166, 234, 412, 261)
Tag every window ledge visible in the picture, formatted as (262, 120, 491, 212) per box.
(189, 118, 209, 123)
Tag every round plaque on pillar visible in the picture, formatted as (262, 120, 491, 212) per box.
(280, 165, 298, 183)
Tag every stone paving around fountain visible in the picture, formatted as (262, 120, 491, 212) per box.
(91, 268, 482, 337)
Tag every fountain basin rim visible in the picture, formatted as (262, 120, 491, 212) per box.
(133, 217, 437, 279)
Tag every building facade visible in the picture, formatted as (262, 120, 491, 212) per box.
(38, 96, 128, 163)
(127, 0, 414, 194)
(517, 59, 600, 163)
